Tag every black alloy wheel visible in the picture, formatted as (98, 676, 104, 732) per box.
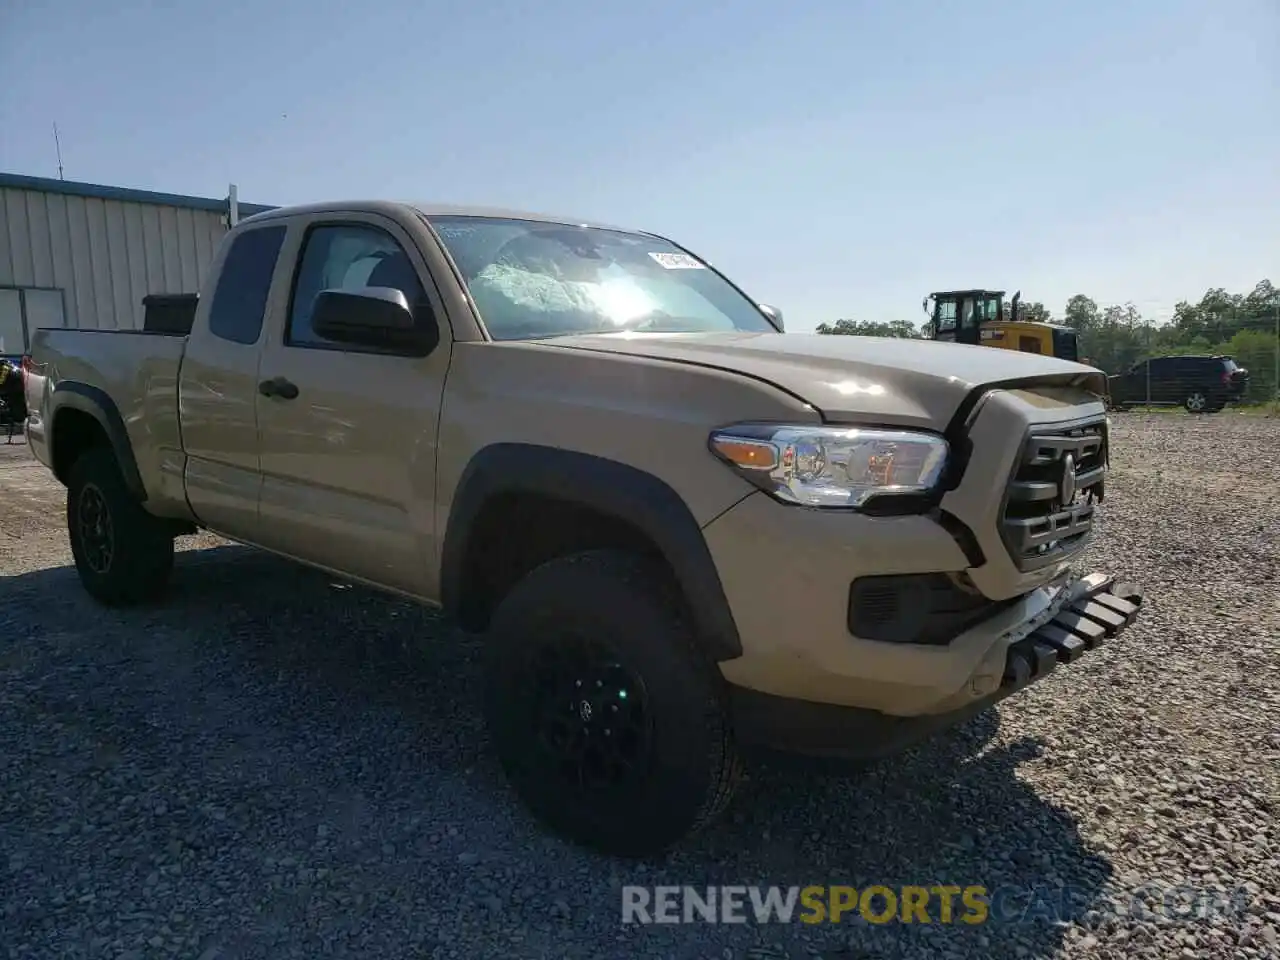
(76, 483, 115, 574)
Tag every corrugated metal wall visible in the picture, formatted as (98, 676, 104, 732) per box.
(0, 186, 228, 331)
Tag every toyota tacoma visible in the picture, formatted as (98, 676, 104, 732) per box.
(23, 200, 1143, 856)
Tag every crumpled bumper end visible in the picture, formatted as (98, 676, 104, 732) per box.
(998, 572, 1143, 696)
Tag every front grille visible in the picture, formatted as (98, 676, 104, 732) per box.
(1000, 417, 1107, 571)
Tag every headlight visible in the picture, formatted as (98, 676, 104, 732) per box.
(709, 424, 949, 508)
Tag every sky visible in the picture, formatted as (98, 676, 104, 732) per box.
(2, 0, 1277, 333)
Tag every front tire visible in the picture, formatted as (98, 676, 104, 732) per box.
(483, 549, 742, 857)
(67, 447, 175, 606)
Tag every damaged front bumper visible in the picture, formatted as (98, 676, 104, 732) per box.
(999, 572, 1142, 692)
(730, 573, 1144, 761)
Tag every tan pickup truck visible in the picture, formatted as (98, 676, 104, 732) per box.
(23, 200, 1143, 856)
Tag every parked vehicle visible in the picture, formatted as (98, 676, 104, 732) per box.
(1, 356, 26, 440)
(24, 199, 1144, 856)
(925, 289, 1080, 361)
(1108, 354, 1250, 412)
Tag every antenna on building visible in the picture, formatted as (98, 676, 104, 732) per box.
(53, 123, 65, 180)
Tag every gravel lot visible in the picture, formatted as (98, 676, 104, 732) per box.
(2, 413, 1278, 960)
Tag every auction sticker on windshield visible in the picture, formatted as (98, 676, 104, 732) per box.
(649, 252, 705, 269)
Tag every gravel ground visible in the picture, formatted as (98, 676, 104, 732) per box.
(1, 413, 1278, 960)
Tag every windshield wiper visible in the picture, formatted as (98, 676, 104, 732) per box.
(623, 311, 705, 332)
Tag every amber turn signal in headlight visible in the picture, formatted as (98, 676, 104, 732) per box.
(708, 423, 948, 508)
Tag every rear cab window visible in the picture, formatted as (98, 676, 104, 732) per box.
(207, 225, 288, 345)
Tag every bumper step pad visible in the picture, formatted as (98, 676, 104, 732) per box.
(1002, 576, 1144, 693)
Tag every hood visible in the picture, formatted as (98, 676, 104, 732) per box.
(540, 331, 1106, 429)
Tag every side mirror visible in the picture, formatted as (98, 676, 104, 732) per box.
(758, 303, 784, 331)
(311, 286, 438, 354)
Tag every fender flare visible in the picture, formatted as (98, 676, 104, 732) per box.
(48, 381, 148, 501)
(440, 443, 743, 661)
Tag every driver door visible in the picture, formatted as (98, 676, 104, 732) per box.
(954, 296, 982, 345)
(253, 212, 452, 596)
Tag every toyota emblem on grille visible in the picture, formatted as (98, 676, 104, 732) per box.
(1059, 452, 1077, 505)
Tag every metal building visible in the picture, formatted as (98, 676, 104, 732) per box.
(0, 172, 275, 354)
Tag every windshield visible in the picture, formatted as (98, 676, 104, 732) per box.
(427, 215, 776, 340)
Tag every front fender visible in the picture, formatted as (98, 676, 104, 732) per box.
(440, 443, 743, 661)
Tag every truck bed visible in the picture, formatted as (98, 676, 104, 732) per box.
(25, 328, 187, 499)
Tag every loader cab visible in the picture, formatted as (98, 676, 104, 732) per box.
(925, 289, 1082, 362)
(925, 289, 1006, 346)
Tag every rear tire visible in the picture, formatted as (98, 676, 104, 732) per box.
(483, 549, 742, 857)
(67, 446, 175, 606)
(1184, 391, 1209, 413)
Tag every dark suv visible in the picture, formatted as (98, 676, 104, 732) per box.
(1108, 355, 1250, 413)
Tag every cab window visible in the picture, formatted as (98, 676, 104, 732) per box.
(207, 226, 287, 345)
(287, 224, 424, 348)
(935, 300, 958, 333)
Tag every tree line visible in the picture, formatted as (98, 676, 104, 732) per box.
(816, 280, 1279, 400)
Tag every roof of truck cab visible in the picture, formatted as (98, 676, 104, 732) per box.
(237, 199, 638, 233)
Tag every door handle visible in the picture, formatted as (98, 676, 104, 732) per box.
(258, 377, 299, 400)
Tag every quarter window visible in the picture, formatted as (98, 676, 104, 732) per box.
(207, 226, 286, 345)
